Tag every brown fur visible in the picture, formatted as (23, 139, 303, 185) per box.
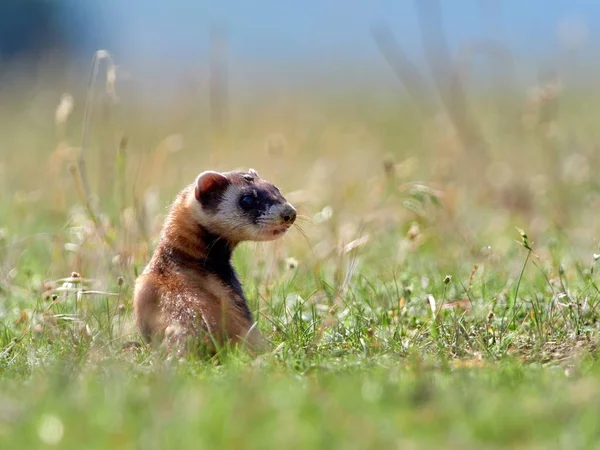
(134, 170, 295, 356)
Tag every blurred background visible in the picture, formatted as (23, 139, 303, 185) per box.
(2, 1, 597, 83)
(2, 0, 600, 283)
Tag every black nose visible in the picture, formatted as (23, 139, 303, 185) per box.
(280, 205, 297, 224)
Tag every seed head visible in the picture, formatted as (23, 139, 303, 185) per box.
(516, 228, 532, 250)
(55, 93, 74, 126)
(285, 257, 299, 270)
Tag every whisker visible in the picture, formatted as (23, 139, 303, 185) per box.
(293, 219, 317, 230)
(293, 223, 315, 256)
(295, 214, 313, 223)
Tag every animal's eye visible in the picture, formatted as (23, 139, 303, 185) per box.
(239, 195, 256, 210)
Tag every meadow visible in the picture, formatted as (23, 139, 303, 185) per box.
(1, 55, 600, 448)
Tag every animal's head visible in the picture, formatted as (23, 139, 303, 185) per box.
(188, 169, 296, 242)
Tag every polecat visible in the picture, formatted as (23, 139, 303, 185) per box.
(133, 168, 296, 355)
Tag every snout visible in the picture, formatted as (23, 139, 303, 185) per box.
(279, 204, 297, 225)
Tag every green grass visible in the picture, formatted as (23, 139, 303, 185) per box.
(1, 70, 600, 448)
(3, 358, 600, 449)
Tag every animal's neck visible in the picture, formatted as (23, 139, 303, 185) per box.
(161, 197, 237, 260)
(193, 226, 250, 320)
(162, 215, 236, 265)
(197, 225, 236, 268)
(155, 198, 252, 321)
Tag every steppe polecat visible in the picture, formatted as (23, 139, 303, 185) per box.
(133, 169, 296, 355)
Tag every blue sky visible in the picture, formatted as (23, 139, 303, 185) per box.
(57, 0, 598, 92)
(78, 1, 597, 64)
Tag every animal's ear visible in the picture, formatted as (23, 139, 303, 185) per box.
(194, 171, 230, 205)
(248, 168, 260, 179)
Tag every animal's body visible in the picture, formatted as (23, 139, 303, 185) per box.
(133, 169, 296, 355)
